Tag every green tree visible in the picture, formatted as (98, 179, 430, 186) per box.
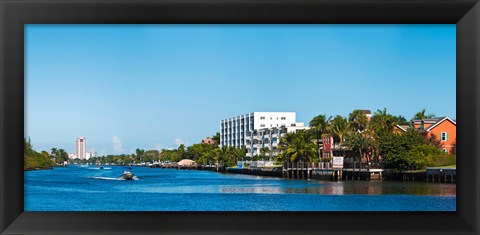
(309, 115, 331, 135)
(309, 114, 331, 159)
(344, 132, 375, 167)
(427, 133, 443, 149)
(144, 150, 160, 162)
(58, 149, 69, 162)
(160, 149, 181, 162)
(178, 144, 187, 159)
(51, 148, 59, 163)
(277, 132, 297, 162)
(376, 129, 428, 170)
(348, 109, 369, 133)
(211, 132, 220, 146)
(223, 146, 243, 166)
(259, 147, 270, 161)
(280, 131, 317, 162)
(135, 148, 145, 162)
(393, 115, 409, 125)
(402, 144, 444, 169)
(329, 115, 349, 145)
(24, 138, 55, 170)
(370, 108, 396, 134)
(412, 108, 435, 120)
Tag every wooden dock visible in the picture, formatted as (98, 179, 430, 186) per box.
(283, 162, 343, 181)
(426, 167, 456, 183)
(342, 168, 383, 180)
(283, 162, 384, 181)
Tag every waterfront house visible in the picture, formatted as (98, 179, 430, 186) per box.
(394, 117, 456, 154)
(201, 137, 216, 145)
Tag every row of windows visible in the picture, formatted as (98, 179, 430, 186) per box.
(260, 116, 287, 120)
(259, 124, 286, 128)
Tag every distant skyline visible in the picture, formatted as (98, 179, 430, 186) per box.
(25, 24, 456, 155)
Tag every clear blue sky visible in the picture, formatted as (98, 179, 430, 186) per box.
(25, 24, 456, 155)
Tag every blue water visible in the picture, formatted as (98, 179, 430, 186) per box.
(24, 165, 456, 211)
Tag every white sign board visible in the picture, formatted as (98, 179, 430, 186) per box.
(332, 156, 344, 168)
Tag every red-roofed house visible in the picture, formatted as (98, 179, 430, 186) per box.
(394, 117, 456, 154)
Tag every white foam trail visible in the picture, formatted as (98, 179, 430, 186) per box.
(90, 176, 139, 181)
(91, 176, 125, 181)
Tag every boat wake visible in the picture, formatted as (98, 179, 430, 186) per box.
(90, 176, 139, 181)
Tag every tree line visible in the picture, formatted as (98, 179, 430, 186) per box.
(25, 108, 455, 171)
(24, 138, 55, 170)
(24, 138, 77, 170)
(277, 108, 455, 170)
(76, 133, 247, 167)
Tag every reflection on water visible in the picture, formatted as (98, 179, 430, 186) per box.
(24, 165, 456, 211)
(218, 180, 455, 196)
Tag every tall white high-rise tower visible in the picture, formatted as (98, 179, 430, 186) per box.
(76, 137, 86, 159)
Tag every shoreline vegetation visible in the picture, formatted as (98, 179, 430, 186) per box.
(24, 138, 55, 171)
(25, 108, 456, 181)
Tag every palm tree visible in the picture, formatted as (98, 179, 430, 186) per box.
(282, 131, 318, 162)
(330, 115, 349, 145)
(370, 108, 395, 133)
(344, 132, 375, 168)
(212, 147, 229, 166)
(412, 108, 435, 120)
(393, 115, 409, 125)
(225, 146, 239, 166)
(51, 148, 59, 163)
(237, 146, 247, 162)
(135, 148, 145, 162)
(277, 132, 296, 162)
(310, 115, 330, 132)
(348, 109, 369, 133)
(309, 114, 331, 159)
(211, 148, 222, 168)
(58, 149, 68, 162)
(259, 147, 270, 161)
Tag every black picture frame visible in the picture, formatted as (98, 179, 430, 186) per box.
(1, 0, 479, 234)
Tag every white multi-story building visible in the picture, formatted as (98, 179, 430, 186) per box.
(68, 153, 77, 159)
(76, 137, 86, 159)
(85, 152, 97, 159)
(249, 124, 310, 158)
(220, 112, 309, 158)
(69, 151, 96, 160)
